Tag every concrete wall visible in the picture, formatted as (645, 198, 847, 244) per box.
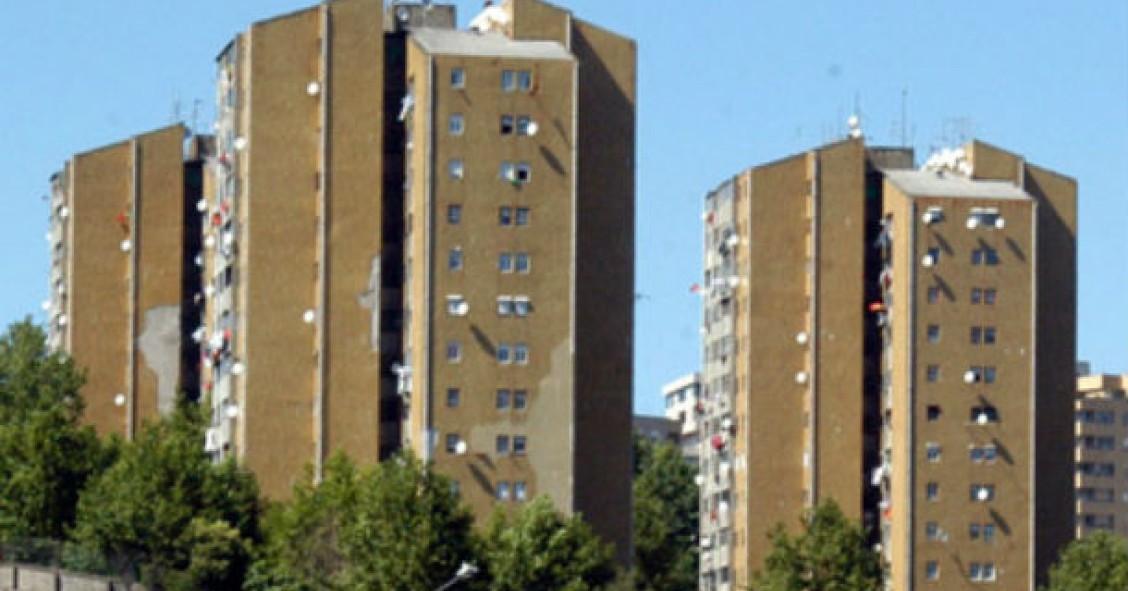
(0, 564, 140, 591)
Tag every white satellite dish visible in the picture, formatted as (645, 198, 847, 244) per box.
(456, 302, 470, 315)
(454, 440, 468, 455)
(41, 300, 51, 311)
(196, 199, 208, 212)
(114, 393, 127, 407)
(306, 81, 321, 96)
(204, 234, 216, 249)
(921, 254, 935, 267)
(976, 413, 989, 425)
(233, 137, 248, 151)
(120, 239, 132, 252)
(303, 309, 316, 324)
(976, 487, 990, 500)
(58, 206, 69, 219)
(526, 121, 538, 136)
(994, 217, 1005, 229)
(795, 371, 809, 385)
(231, 361, 245, 376)
(966, 216, 980, 229)
(225, 404, 240, 418)
(693, 474, 704, 486)
(57, 314, 69, 327)
(964, 370, 978, 384)
(795, 331, 809, 345)
(204, 285, 216, 297)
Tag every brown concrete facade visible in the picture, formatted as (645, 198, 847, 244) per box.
(52, 125, 199, 439)
(703, 139, 1075, 591)
(203, 0, 387, 499)
(400, 0, 635, 562)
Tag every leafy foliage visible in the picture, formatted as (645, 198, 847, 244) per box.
(0, 319, 110, 541)
(69, 401, 260, 590)
(750, 500, 883, 591)
(632, 437, 698, 591)
(484, 496, 616, 591)
(1044, 531, 1128, 591)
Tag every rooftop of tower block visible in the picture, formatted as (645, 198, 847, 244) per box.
(410, 27, 572, 60)
(884, 168, 1031, 201)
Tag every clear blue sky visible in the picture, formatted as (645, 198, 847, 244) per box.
(2, 1, 1124, 417)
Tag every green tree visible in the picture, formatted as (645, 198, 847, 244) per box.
(69, 401, 260, 590)
(340, 452, 479, 591)
(1044, 531, 1128, 591)
(633, 437, 698, 591)
(243, 453, 360, 591)
(750, 499, 883, 591)
(483, 496, 616, 591)
(0, 319, 110, 543)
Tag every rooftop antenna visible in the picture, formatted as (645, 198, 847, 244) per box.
(171, 91, 182, 125)
(900, 87, 908, 147)
(191, 99, 202, 135)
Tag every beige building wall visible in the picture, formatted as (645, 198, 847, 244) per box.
(1074, 374, 1128, 539)
(204, 0, 387, 499)
(51, 125, 198, 438)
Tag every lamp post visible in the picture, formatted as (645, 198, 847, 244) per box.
(435, 561, 478, 591)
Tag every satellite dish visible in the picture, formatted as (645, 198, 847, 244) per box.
(57, 314, 68, 327)
(921, 254, 935, 267)
(396, 6, 410, 22)
(847, 114, 860, 129)
(41, 300, 51, 311)
(718, 501, 730, 513)
(976, 487, 990, 500)
(966, 216, 980, 229)
(120, 239, 132, 252)
(233, 136, 248, 151)
(114, 393, 127, 407)
(526, 121, 539, 136)
(231, 361, 245, 376)
(456, 302, 469, 315)
(59, 206, 69, 219)
(454, 440, 468, 455)
(994, 217, 1005, 229)
(976, 413, 989, 425)
(196, 199, 208, 212)
(194, 254, 203, 267)
(693, 474, 704, 486)
(302, 309, 316, 324)
(964, 370, 978, 384)
(204, 285, 216, 297)
(225, 404, 240, 418)
(204, 234, 216, 248)
(795, 331, 809, 345)
(306, 81, 321, 96)
(795, 371, 809, 385)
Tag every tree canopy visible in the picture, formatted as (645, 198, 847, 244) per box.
(1044, 531, 1128, 591)
(632, 436, 698, 591)
(750, 499, 883, 591)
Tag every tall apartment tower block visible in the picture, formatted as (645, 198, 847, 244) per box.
(1074, 373, 1128, 538)
(41, 0, 636, 558)
(697, 138, 1075, 591)
(47, 125, 205, 438)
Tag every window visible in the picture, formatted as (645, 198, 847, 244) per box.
(927, 286, 941, 303)
(927, 365, 940, 382)
(500, 115, 514, 135)
(497, 344, 512, 364)
(496, 435, 510, 455)
(970, 484, 996, 502)
(446, 341, 462, 362)
(513, 435, 527, 455)
(1077, 462, 1116, 477)
(926, 442, 941, 462)
(927, 405, 942, 421)
(448, 113, 464, 135)
(499, 206, 513, 225)
(516, 115, 533, 136)
(971, 405, 999, 424)
(496, 389, 510, 409)
(970, 445, 998, 463)
(927, 324, 940, 343)
(501, 69, 516, 91)
(499, 252, 513, 272)
(513, 389, 528, 409)
(446, 433, 460, 453)
(925, 561, 939, 581)
(969, 523, 980, 539)
(972, 326, 997, 345)
(514, 344, 529, 364)
(447, 204, 462, 224)
(448, 248, 463, 271)
(514, 481, 528, 501)
(515, 253, 530, 273)
(497, 296, 514, 316)
(925, 521, 941, 540)
(450, 67, 465, 88)
(1079, 436, 1117, 451)
(514, 296, 530, 316)
(516, 163, 531, 183)
(972, 248, 999, 265)
(969, 562, 997, 582)
(517, 70, 533, 91)
(446, 294, 468, 316)
(447, 388, 460, 408)
(515, 207, 530, 226)
(984, 288, 997, 304)
(971, 287, 982, 304)
(926, 482, 939, 501)
(496, 481, 511, 500)
(451, 480, 461, 498)
(983, 366, 997, 383)
(448, 159, 464, 179)
(982, 523, 996, 541)
(925, 247, 941, 265)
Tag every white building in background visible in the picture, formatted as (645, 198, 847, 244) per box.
(662, 373, 701, 464)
